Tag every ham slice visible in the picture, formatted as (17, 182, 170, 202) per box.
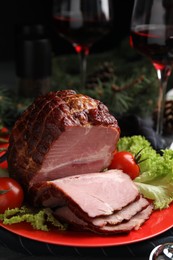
(32, 170, 140, 218)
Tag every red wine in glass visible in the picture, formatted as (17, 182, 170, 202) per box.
(130, 0, 173, 136)
(130, 25, 173, 71)
(52, 0, 113, 88)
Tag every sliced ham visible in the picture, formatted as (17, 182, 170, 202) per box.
(32, 170, 140, 219)
(54, 196, 150, 227)
(40, 170, 153, 235)
(91, 196, 150, 227)
(54, 203, 153, 235)
(97, 204, 153, 234)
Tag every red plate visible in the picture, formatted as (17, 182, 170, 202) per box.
(0, 203, 173, 247)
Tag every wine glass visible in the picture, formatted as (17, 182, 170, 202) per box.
(52, 0, 113, 88)
(130, 0, 173, 136)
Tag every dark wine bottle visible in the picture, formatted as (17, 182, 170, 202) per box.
(15, 24, 52, 98)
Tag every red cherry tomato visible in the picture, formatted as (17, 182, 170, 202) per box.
(0, 177, 24, 213)
(108, 151, 140, 180)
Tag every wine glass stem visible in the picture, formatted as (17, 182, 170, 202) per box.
(74, 45, 89, 89)
(155, 67, 171, 135)
(79, 50, 87, 88)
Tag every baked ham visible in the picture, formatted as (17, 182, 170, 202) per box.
(7, 89, 153, 235)
(30, 169, 153, 235)
(7, 90, 120, 192)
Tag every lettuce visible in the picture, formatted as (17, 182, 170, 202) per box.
(0, 206, 67, 231)
(117, 136, 173, 209)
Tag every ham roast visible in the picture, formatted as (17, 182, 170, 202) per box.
(7, 90, 120, 192)
(7, 89, 153, 235)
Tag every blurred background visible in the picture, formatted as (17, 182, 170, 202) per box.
(1, 0, 134, 60)
(0, 0, 166, 134)
(0, 0, 134, 85)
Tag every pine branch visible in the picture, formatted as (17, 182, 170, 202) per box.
(111, 75, 145, 92)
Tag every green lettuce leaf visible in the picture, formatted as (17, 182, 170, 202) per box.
(117, 136, 173, 209)
(135, 182, 173, 209)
